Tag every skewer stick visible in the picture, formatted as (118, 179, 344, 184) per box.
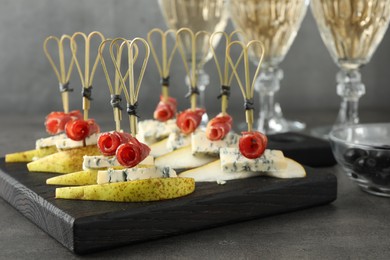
(175, 28, 210, 111)
(147, 28, 177, 102)
(99, 39, 138, 132)
(70, 31, 105, 120)
(110, 38, 150, 136)
(43, 35, 75, 113)
(227, 40, 265, 132)
(210, 30, 244, 116)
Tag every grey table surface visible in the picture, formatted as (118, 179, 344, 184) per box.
(1, 111, 390, 260)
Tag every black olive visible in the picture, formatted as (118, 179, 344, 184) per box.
(373, 151, 390, 167)
(344, 148, 367, 164)
(370, 171, 390, 186)
(353, 156, 378, 177)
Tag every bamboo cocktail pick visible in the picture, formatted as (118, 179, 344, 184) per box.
(99, 39, 138, 132)
(227, 40, 265, 132)
(175, 28, 210, 111)
(70, 31, 105, 120)
(43, 34, 75, 113)
(147, 28, 177, 103)
(210, 31, 244, 116)
(110, 38, 150, 136)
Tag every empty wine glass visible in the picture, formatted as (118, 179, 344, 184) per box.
(158, 0, 229, 124)
(229, 0, 309, 134)
(311, 0, 390, 136)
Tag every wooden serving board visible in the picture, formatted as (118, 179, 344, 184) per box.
(0, 158, 337, 254)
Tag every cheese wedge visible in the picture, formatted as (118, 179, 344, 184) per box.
(27, 145, 101, 174)
(191, 131, 239, 156)
(55, 177, 195, 202)
(46, 170, 98, 186)
(155, 145, 216, 171)
(220, 148, 287, 173)
(35, 134, 67, 149)
(5, 146, 57, 163)
(82, 155, 154, 170)
(56, 133, 99, 150)
(97, 166, 176, 184)
(137, 119, 177, 145)
(180, 158, 306, 182)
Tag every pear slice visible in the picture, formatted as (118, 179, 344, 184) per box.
(5, 146, 58, 163)
(46, 170, 98, 186)
(27, 145, 100, 174)
(155, 145, 216, 171)
(55, 177, 195, 202)
(149, 138, 170, 157)
(180, 158, 306, 182)
(265, 158, 306, 178)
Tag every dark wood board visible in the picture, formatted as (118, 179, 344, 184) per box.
(268, 132, 337, 167)
(0, 158, 337, 254)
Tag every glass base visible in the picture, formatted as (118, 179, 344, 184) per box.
(347, 172, 390, 198)
(200, 112, 209, 129)
(310, 125, 332, 140)
(256, 117, 306, 134)
(238, 117, 305, 134)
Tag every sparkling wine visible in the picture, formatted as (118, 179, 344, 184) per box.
(158, 0, 229, 64)
(311, 0, 390, 70)
(229, 0, 308, 66)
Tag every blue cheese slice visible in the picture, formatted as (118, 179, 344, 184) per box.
(166, 130, 191, 151)
(180, 157, 305, 183)
(220, 148, 287, 173)
(97, 166, 177, 184)
(36, 133, 67, 149)
(191, 131, 239, 156)
(137, 119, 177, 144)
(55, 133, 99, 150)
(83, 155, 154, 170)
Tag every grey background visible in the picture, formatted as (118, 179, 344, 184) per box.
(0, 0, 390, 125)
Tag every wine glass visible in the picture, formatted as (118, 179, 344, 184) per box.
(158, 0, 229, 123)
(229, 0, 309, 134)
(311, 0, 390, 136)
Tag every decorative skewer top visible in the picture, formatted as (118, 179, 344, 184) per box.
(70, 31, 105, 120)
(109, 37, 150, 136)
(99, 39, 136, 132)
(147, 28, 178, 122)
(175, 28, 210, 110)
(204, 30, 244, 141)
(227, 40, 268, 159)
(43, 34, 75, 113)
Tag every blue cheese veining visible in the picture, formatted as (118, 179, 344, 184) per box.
(97, 166, 177, 184)
(83, 155, 154, 170)
(191, 131, 239, 156)
(36, 133, 67, 149)
(220, 148, 287, 173)
(55, 133, 99, 150)
(137, 119, 177, 144)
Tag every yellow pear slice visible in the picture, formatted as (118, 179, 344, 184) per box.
(180, 158, 306, 182)
(5, 146, 58, 163)
(155, 145, 216, 171)
(56, 177, 195, 202)
(149, 138, 170, 157)
(46, 170, 98, 186)
(265, 158, 306, 178)
(27, 145, 100, 174)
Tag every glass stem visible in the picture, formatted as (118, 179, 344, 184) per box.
(335, 68, 365, 128)
(255, 66, 283, 133)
